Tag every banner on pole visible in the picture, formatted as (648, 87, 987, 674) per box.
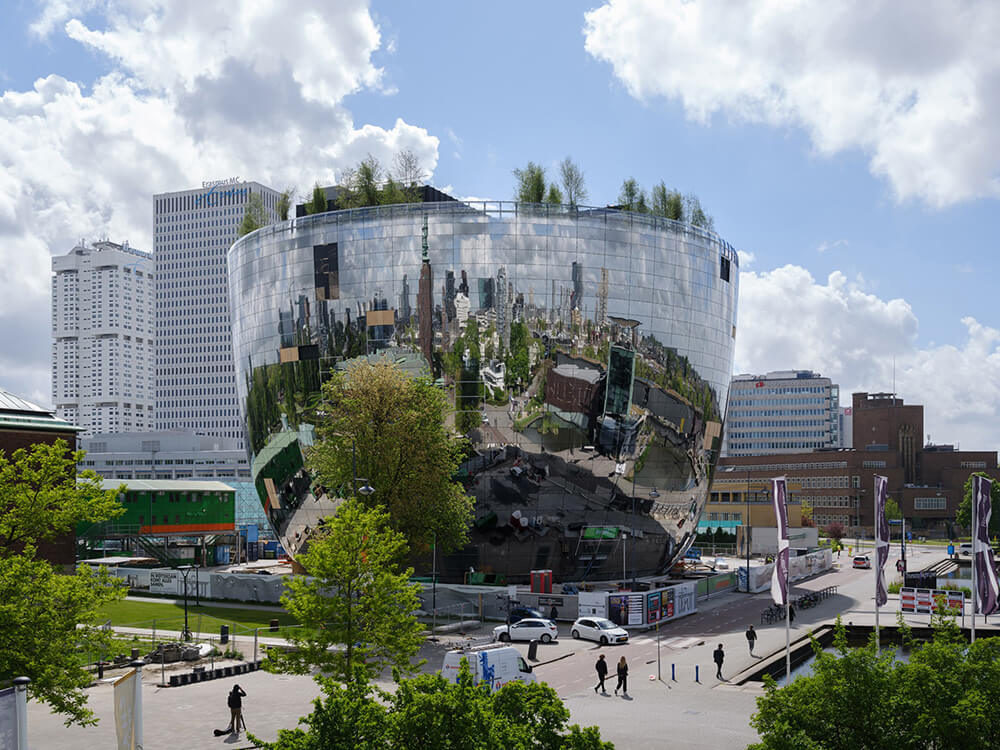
(874, 475, 889, 607)
(770, 477, 789, 605)
(0, 687, 16, 750)
(114, 671, 137, 750)
(973, 475, 999, 616)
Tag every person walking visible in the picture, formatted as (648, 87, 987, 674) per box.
(549, 604, 559, 622)
(745, 625, 757, 656)
(713, 644, 725, 680)
(594, 654, 608, 694)
(614, 656, 629, 696)
(226, 684, 247, 735)
(788, 604, 796, 625)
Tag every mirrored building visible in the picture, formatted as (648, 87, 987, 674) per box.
(229, 201, 740, 583)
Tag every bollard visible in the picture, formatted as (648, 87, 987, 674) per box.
(671, 663, 675, 681)
(97, 661, 105, 680)
(695, 665, 699, 683)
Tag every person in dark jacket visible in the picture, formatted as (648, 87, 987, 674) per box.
(614, 656, 629, 696)
(594, 654, 608, 693)
(713, 644, 725, 679)
(226, 684, 247, 734)
(745, 625, 757, 655)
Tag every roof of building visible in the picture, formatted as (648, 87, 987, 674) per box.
(100, 479, 236, 493)
(0, 387, 81, 433)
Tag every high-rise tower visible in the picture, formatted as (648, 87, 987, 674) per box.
(154, 179, 279, 444)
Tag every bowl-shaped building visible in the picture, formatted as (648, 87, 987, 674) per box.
(229, 201, 739, 583)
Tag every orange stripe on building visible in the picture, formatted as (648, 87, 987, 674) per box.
(139, 522, 235, 534)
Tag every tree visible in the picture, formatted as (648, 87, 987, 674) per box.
(0, 441, 127, 726)
(267, 500, 424, 684)
(956, 471, 1000, 535)
(683, 193, 714, 230)
(276, 188, 293, 221)
(750, 618, 1000, 749)
(307, 360, 474, 553)
(885, 497, 902, 521)
(545, 183, 564, 205)
(823, 522, 845, 542)
(306, 183, 328, 215)
(238, 192, 266, 237)
(513, 161, 547, 203)
(559, 157, 588, 206)
(255, 662, 614, 750)
(650, 181, 684, 220)
(392, 148, 426, 192)
(617, 178, 647, 212)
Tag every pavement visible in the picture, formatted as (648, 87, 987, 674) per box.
(25, 543, 996, 749)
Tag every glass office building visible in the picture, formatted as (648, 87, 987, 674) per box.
(229, 201, 739, 582)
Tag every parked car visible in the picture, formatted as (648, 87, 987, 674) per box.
(959, 542, 974, 556)
(493, 618, 558, 643)
(570, 617, 629, 645)
(853, 555, 872, 569)
(506, 607, 544, 624)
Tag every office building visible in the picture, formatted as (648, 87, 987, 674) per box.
(51, 240, 154, 436)
(154, 179, 280, 444)
(723, 370, 841, 457)
(229, 199, 740, 582)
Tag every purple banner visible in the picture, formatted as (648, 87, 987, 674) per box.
(770, 477, 789, 605)
(974, 475, 999, 616)
(874, 475, 889, 607)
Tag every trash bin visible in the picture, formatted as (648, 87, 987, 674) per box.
(527, 639, 540, 661)
(269, 618, 280, 632)
(220, 625, 229, 645)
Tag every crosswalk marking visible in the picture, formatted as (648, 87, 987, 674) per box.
(631, 635, 701, 649)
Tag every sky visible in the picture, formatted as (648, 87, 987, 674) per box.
(1, 0, 999, 452)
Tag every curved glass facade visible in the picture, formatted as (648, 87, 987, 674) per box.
(229, 201, 739, 582)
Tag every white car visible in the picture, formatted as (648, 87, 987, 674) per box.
(570, 617, 629, 645)
(493, 618, 558, 643)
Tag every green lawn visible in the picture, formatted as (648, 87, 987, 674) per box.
(96, 599, 298, 635)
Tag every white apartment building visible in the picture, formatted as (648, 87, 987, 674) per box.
(51, 240, 155, 436)
(723, 370, 842, 457)
(79, 431, 250, 480)
(154, 179, 279, 444)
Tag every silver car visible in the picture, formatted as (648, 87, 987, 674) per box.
(570, 617, 629, 645)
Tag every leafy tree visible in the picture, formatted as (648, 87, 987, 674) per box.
(255, 661, 613, 749)
(823, 522, 845, 542)
(956, 471, 1000, 534)
(276, 189, 292, 221)
(683, 193, 714, 230)
(1, 440, 123, 552)
(0, 441, 127, 726)
(307, 360, 474, 553)
(559, 157, 588, 206)
(885, 497, 902, 521)
(306, 183, 328, 215)
(545, 183, 564, 205)
(513, 161, 547, 203)
(617, 178, 647, 212)
(266, 500, 424, 684)
(238, 192, 266, 237)
(650, 181, 684, 221)
(750, 617, 1000, 750)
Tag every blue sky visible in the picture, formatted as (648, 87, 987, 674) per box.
(1, 0, 998, 450)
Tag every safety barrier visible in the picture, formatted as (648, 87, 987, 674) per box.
(168, 660, 262, 687)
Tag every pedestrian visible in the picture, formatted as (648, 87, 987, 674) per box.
(594, 654, 608, 694)
(713, 643, 725, 679)
(614, 656, 629, 696)
(549, 604, 558, 622)
(745, 625, 757, 655)
(788, 604, 796, 625)
(225, 684, 246, 735)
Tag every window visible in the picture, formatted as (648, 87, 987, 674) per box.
(914, 497, 946, 510)
(720, 255, 731, 282)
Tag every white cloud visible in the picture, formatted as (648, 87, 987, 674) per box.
(816, 239, 849, 254)
(735, 265, 1000, 450)
(584, 0, 1000, 207)
(0, 0, 439, 401)
(737, 250, 756, 267)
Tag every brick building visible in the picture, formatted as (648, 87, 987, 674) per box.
(709, 392, 999, 537)
(0, 387, 82, 566)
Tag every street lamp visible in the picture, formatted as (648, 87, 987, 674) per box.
(351, 440, 375, 499)
(177, 564, 195, 641)
(631, 484, 659, 591)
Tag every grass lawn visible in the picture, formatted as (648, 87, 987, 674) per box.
(96, 599, 298, 635)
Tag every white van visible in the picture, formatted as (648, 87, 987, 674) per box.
(441, 645, 536, 691)
(959, 542, 974, 556)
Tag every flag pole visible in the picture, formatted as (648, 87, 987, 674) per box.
(874, 479, 880, 652)
(13, 676, 30, 750)
(972, 478, 978, 644)
(785, 562, 791, 683)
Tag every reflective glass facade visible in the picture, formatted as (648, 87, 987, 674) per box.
(229, 202, 739, 582)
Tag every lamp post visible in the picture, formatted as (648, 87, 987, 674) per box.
(631, 482, 659, 591)
(745, 472, 752, 593)
(351, 440, 375, 500)
(178, 564, 194, 641)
